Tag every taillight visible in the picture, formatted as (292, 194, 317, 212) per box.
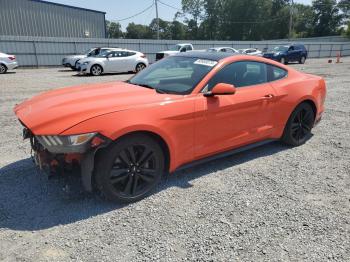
(8, 56, 16, 61)
(140, 54, 146, 58)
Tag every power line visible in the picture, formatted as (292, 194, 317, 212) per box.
(158, 0, 182, 11)
(114, 2, 154, 22)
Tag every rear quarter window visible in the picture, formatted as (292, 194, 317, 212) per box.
(267, 64, 288, 82)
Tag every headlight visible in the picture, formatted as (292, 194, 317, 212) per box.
(36, 132, 97, 153)
(82, 61, 90, 65)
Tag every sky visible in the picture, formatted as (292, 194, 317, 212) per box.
(45, 0, 313, 30)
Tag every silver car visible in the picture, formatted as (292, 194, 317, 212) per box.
(62, 47, 116, 70)
(77, 48, 149, 76)
(0, 52, 18, 74)
(207, 47, 239, 53)
(239, 48, 263, 56)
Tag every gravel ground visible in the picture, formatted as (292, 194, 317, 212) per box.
(0, 59, 349, 262)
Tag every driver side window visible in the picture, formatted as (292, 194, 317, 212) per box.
(207, 61, 267, 90)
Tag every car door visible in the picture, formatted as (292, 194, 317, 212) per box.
(105, 51, 126, 73)
(287, 46, 298, 61)
(122, 51, 137, 71)
(194, 61, 277, 159)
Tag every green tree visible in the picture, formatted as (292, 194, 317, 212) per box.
(125, 23, 151, 39)
(312, 0, 343, 36)
(106, 20, 123, 38)
(200, 0, 223, 40)
(293, 4, 314, 38)
(339, 0, 350, 38)
(181, 0, 204, 38)
(170, 21, 187, 40)
(149, 18, 172, 39)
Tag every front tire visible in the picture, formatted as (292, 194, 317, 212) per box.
(281, 103, 315, 146)
(280, 57, 287, 65)
(299, 56, 306, 64)
(90, 64, 103, 76)
(72, 60, 80, 70)
(95, 134, 165, 203)
(0, 64, 7, 74)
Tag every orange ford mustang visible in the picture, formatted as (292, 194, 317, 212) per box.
(14, 52, 326, 202)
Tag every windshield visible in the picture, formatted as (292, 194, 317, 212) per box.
(82, 48, 94, 55)
(128, 56, 217, 94)
(207, 48, 218, 52)
(94, 49, 111, 58)
(169, 45, 182, 51)
(273, 46, 289, 52)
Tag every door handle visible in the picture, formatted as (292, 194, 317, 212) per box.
(262, 94, 275, 99)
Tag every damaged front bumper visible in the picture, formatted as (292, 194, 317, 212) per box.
(23, 127, 111, 191)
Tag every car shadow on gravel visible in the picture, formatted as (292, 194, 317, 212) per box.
(0, 141, 290, 231)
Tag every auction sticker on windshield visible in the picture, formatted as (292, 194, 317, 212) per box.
(194, 59, 218, 67)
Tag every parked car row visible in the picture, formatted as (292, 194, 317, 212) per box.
(0, 43, 308, 75)
(154, 43, 307, 65)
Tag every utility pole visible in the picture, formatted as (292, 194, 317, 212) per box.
(155, 0, 160, 39)
(288, 0, 293, 41)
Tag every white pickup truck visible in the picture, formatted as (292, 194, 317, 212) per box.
(155, 43, 194, 61)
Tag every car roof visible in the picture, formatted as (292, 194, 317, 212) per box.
(174, 51, 237, 61)
(209, 47, 235, 49)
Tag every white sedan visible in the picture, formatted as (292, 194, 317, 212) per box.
(239, 48, 263, 56)
(77, 49, 149, 76)
(207, 47, 239, 53)
(0, 52, 18, 74)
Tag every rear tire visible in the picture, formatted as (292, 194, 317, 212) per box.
(135, 63, 146, 73)
(299, 56, 306, 64)
(281, 103, 315, 146)
(95, 134, 165, 203)
(90, 64, 103, 76)
(0, 63, 7, 74)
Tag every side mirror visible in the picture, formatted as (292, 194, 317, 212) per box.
(180, 48, 186, 52)
(204, 83, 236, 97)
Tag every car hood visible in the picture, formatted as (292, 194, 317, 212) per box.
(64, 55, 86, 60)
(78, 57, 105, 63)
(14, 81, 173, 135)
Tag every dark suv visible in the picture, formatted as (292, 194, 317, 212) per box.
(263, 44, 308, 64)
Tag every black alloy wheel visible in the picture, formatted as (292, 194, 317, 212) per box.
(282, 103, 315, 146)
(95, 134, 164, 202)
